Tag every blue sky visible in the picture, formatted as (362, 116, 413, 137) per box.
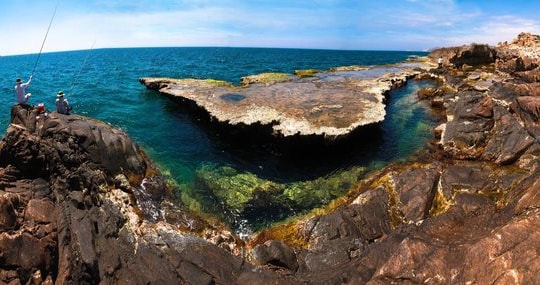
(1, 0, 539, 55)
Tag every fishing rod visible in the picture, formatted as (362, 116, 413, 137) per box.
(31, 1, 59, 78)
(68, 40, 96, 96)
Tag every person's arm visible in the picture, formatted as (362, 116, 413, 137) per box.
(25, 76, 32, 86)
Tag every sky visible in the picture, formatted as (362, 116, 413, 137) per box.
(1, 0, 540, 56)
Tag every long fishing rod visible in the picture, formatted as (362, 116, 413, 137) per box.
(68, 40, 96, 96)
(31, 1, 59, 77)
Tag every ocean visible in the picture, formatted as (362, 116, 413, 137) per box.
(0, 47, 436, 231)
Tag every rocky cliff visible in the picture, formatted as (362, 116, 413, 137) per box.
(0, 106, 247, 284)
(3, 32, 540, 284)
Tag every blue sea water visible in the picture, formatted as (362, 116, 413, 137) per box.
(0, 47, 435, 230)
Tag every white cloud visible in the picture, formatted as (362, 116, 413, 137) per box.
(443, 15, 540, 47)
(1, 0, 540, 55)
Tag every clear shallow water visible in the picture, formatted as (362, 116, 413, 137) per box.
(0, 47, 435, 230)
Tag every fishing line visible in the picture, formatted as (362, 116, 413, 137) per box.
(31, 1, 60, 77)
(68, 40, 96, 96)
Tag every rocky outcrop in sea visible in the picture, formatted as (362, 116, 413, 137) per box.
(3, 32, 540, 284)
(139, 60, 429, 140)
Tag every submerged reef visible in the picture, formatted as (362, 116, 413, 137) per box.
(194, 164, 369, 230)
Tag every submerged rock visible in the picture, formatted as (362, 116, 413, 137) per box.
(194, 164, 368, 229)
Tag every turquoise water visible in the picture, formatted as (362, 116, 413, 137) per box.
(0, 47, 435, 230)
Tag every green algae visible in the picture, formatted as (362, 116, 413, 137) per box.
(195, 165, 284, 213)
(159, 77, 442, 235)
(203, 79, 233, 87)
(294, 69, 319, 77)
(430, 187, 455, 216)
(240, 72, 291, 86)
(195, 164, 369, 223)
(283, 167, 368, 208)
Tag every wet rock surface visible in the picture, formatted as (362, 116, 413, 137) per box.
(4, 32, 540, 284)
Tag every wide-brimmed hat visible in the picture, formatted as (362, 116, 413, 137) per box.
(57, 91, 64, 97)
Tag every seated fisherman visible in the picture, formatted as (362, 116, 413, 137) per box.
(55, 91, 72, 114)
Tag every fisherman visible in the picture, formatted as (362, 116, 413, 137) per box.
(14, 76, 32, 104)
(55, 91, 72, 114)
(437, 56, 443, 69)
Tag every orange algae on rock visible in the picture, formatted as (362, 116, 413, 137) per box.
(248, 222, 309, 249)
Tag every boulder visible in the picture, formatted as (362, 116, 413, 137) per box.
(252, 240, 299, 271)
(3, 105, 148, 179)
(430, 43, 496, 68)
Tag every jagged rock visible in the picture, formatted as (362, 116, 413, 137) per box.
(395, 167, 439, 223)
(441, 90, 495, 159)
(4, 105, 148, 178)
(0, 105, 247, 284)
(416, 86, 442, 99)
(0, 194, 17, 231)
(247, 33, 540, 284)
(482, 106, 535, 164)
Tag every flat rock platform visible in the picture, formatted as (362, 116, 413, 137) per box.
(140, 61, 429, 139)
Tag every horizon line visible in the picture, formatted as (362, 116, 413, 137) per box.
(1, 45, 432, 57)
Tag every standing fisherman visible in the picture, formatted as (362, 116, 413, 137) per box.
(16, 2, 58, 107)
(14, 76, 32, 104)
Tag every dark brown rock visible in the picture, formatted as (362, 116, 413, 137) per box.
(252, 240, 299, 271)
(0, 194, 17, 231)
(442, 91, 495, 159)
(482, 106, 535, 164)
(0, 104, 247, 284)
(512, 96, 540, 141)
(430, 43, 496, 68)
(395, 167, 439, 223)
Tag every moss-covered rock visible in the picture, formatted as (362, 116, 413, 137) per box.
(294, 69, 319, 77)
(239, 72, 291, 86)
